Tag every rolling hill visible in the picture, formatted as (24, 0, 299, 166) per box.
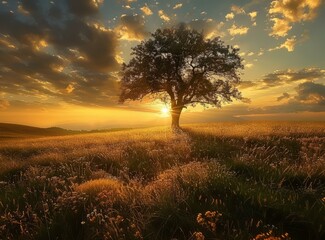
(0, 123, 76, 139)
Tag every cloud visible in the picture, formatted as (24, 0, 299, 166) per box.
(294, 82, 325, 105)
(279, 36, 297, 51)
(269, 36, 297, 52)
(158, 10, 170, 22)
(54, 21, 119, 72)
(228, 24, 249, 36)
(261, 68, 325, 88)
(115, 14, 149, 41)
(0, 99, 10, 110)
(186, 19, 225, 39)
(0, 0, 121, 108)
(237, 68, 325, 90)
(270, 17, 292, 37)
(269, 0, 322, 22)
(269, 0, 322, 37)
(225, 12, 234, 21)
(67, 0, 103, 17)
(226, 5, 258, 26)
(277, 92, 290, 101)
(119, 0, 137, 3)
(207, 79, 325, 120)
(236, 82, 325, 117)
(231, 5, 245, 14)
(132, 79, 325, 121)
(248, 11, 257, 21)
(48, 3, 62, 19)
(257, 82, 325, 113)
(140, 5, 153, 15)
(65, 84, 75, 94)
(238, 81, 258, 89)
(245, 63, 254, 68)
(173, 3, 183, 10)
(226, 5, 255, 22)
(0, 12, 43, 46)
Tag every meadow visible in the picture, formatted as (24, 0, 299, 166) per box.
(0, 122, 324, 240)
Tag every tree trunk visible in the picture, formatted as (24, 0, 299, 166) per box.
(171, 107, 182, 129)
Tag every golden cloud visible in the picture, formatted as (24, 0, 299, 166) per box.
(228, 24, 249, 36)
(245, 63, 254, 68)
(65, 83, 75, 94)
(140, 5, 153, 15)
(280, 36, 297, 51)
(248, 11, 257, 21)
(158, 10, 170, 22)
(270, 17, 292, 37)
(225, 12, 234, 21)
(231, 5, 245, 14)
(269, 0, 322, 37)
(173, 3, 183, 10)
(269, 36, 297, 52)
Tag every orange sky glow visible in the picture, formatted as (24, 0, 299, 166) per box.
(0, 0, 324, 129)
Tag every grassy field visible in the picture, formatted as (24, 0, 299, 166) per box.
(0, 122, 324, 240)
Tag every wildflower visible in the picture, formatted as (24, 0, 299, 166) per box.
(134, 230, 142, 239)
(196, 213, 204, 224)
(193, 231, 205, 240)
(205, 211, 216, 218)
(252, 230, 291, 240)
(209, 222, 216, 232)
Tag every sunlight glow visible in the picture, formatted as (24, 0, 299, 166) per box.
(161, 106, 170, 117)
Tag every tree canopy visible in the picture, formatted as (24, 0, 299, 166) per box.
(120, 25, 244, 128)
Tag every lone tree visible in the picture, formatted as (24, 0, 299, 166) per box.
(120, 25, 243, 128)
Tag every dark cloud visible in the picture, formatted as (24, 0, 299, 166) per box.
(237, 80, 257, 89)
(49, 19, 119, 71)
(0, 12, 43, 46)
(261, 68, 324, 88)
(67, 0, 103, 17)
(254, 82, 325, 114)
(79, 27, 119, 71)
(20, 0, 43, 21)
(0, 0, 120, 108)
(48, 4, 62, 19)
(294, 82, 325, 105)
(61, 72, 120, 107)
(277, 92, 290, 101)
(116, 14, 149, 41)
(217, 82, 325, 118)
(237, 68, 325, 90)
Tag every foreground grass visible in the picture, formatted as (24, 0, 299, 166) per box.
(0, 122, 324, 240)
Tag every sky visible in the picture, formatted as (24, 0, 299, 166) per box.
(0, 0, 324, 129)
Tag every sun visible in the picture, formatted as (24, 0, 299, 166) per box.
(161, 106, 170, 117)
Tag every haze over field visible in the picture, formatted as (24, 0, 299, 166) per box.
(0, 0, 324, 129)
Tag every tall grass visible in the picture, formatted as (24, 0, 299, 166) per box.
(0, 122, 324, 239)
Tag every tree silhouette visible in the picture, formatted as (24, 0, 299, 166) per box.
(120, 25, 243, 128)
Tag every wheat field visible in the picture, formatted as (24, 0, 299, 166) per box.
(0, 122, 324, 240)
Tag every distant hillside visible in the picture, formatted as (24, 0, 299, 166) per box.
(0, 123, 77, 139)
